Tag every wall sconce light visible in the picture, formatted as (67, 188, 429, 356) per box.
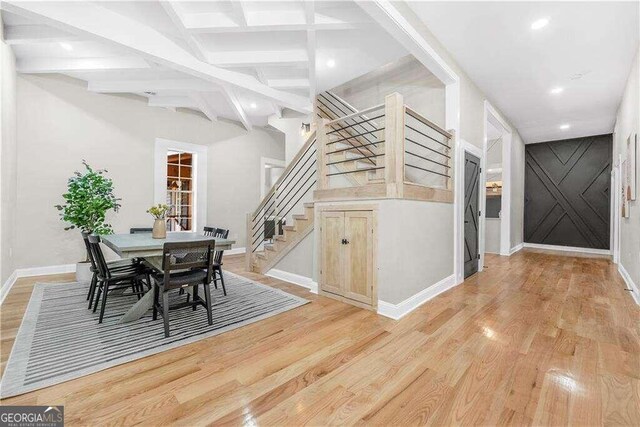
(300, 122, 311, 135)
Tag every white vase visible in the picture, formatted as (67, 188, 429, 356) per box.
(75, 261, 92, 283)
(152, 218, 167, 239)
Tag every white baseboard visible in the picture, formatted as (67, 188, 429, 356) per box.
(225, 247, 246, 256)
(377, 274, 457, 320)
(0, 264, 76, 306)
(0, 270, 18, 306)
(523, 243, 611, 256)
(266, 268, 318, 294)
(509, 243, 524, 255)
(618, 262, 640, 305)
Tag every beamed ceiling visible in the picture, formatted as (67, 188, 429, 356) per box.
(1, 1, 408, 129)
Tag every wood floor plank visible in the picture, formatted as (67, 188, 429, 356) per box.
(0, 250, 638, 426)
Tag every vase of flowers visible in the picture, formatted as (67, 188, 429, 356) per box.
(147, 204, 170, 239)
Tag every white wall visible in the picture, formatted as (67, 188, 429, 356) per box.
(14, 74, 284, 270)
(614, 46, 640, 297)
(485, 219, 501, 254)
(0, 21, 17, 284)
(332, 56, 446, 128)
(510, 132, 525, 249)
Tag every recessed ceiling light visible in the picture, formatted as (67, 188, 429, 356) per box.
(60, 42, 73, 51)
(531, 18, 549, 30)
(560, 124, 570, 130)
(326, 59, 336, 68)
(550, 87, 564, 95)
(250, 102, 257, 109)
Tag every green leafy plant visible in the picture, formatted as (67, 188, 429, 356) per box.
(147, 204, 170, 219)
(54, 160, 121, 235)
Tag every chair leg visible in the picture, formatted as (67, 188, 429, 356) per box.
(86, 273, 96, 300)
(203, 283, 213, 326)
(99, 282, 109, 323)
(152, 283, 159, 321)
(87, 273, 97, 309)
(162, 291, 170, 338)
(192, 285, 199, 311)
(93, 281, 103, 313)
(219, 269, 227, 296)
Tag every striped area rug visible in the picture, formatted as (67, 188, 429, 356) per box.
(0, 272, 308, 398)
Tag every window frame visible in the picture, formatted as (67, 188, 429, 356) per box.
(154, 138, 207, 234)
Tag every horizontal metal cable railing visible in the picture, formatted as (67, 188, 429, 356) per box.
(323, 104, 386, 187)
(403, 106, 452, 189)
(249, 134, 317, 254)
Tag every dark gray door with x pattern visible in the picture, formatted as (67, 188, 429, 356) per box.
(524, 134, 612, 249)
(464, 152, 480, 278)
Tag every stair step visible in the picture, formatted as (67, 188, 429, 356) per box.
(292, 214, 308, 221)
(265, 244, 276, 252)
(283, 225, 297, 232)
(275, 235, 286, 242)
(256, 252, 267, 260)
(303, 203, 315, 208)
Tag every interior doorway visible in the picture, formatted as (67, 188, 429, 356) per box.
(464, 151, 481, 278)
(260, 157, 286, 199)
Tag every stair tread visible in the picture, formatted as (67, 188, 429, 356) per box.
(292, 214, 308, 220)
(303, 203, 315, 208)
(283, 225, 297, 231)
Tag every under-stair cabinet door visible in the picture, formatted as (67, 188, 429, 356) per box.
(320, 209, 376, 308)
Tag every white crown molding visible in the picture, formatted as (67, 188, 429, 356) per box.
(0, 264, 76, 306)
(618, 262, 640, 306)
(266, 269, 318, 294)
(523, 243, 611, 256)
(377, 274, 456, 320)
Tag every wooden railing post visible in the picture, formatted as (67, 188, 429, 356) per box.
(384, 92, 405, 198)
(245, 212, 253, 271)
(316, 118, 329, 190)
(446, 129, 455, 191)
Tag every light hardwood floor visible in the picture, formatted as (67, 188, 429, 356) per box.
(1, 250, 639, 426)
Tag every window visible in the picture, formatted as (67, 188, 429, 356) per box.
(154, 138, 207, 234)
(166, 151, 194, 231)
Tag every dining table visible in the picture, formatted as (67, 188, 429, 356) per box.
(101, 232, 236, 323)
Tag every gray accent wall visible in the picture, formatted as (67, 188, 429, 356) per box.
(13, 74, 284, 271)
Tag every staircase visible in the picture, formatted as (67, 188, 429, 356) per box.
(246, 91, 385, 274)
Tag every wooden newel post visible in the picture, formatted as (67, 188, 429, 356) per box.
(245, 212, 253, 271)
(384, 92, 405, 198)
(446, 129, 455, 191)
(316, 118, 329, 191)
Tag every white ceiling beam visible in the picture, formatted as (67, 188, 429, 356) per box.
(185, 21, 373, 34)
(305, 1, 316, 101)
(159, 1, 208, 62)
(3, 24, 77, 44)
(230, 1, 247, 27)
(256, 69, 282, 119)
(208, 50, 308, 68)
(220, 86, 252, 131)
(190, 93, 219, 122)
(2, 1, 312, 113)
(355, 0, 457, 85)
(148, 95, 196, 109)
(267, 78, 310, 89)
(88, 79, 219, 94)
(16, 56, 150, 73)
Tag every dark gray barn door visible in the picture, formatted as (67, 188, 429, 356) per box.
(464, 152, 480, 278)
(524, 134, 612, 249)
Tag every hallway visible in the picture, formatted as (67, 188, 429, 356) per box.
(1, 250, 639, 425)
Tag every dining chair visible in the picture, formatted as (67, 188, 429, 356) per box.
(211, 228, 229, 296)
(87, 235, 151, 323)
(152, 239, 216, 337)
(130, 227, 153, 234)
(83, 232, 140, 308)
(203, 226, 217, 236)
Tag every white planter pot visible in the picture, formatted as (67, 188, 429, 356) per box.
(75, 261, 92, 283)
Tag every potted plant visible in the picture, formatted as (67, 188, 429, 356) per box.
(55, 161, 121, 282)
(147, 204, 170, 239)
